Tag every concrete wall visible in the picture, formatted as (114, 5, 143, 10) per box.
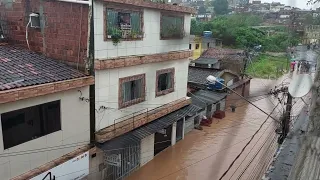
(0, 87, 90, 179)
(93, 1, 191, 59)
(95, 58, 189, 131)
(140, 134, 154, 166)
(0, 0, 89, 67)
(171, 122, 177, 146)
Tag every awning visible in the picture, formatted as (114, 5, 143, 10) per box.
(97, 104, 202, 150)
(190, 90, 227, 109)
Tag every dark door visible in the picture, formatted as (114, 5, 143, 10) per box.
(154, 125, 172, 155)
(176, 119, 184, 142)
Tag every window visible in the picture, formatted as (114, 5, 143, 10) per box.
(160, 14, 184, 39)
(156, 68, 175, 96)
(119, 74, 146, 108)
(1, 101, 61, 149)
(207, 43, 210, 48)
(189, 44, 192, 50)
(195, 44, 200, 49)
(105, 7, 143, 40)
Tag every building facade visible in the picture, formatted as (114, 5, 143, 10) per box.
(0, 1, 94, 179)
(0, 45, 93, 180)
(92, 1, 196, 179)
(0, 0, 197, 179)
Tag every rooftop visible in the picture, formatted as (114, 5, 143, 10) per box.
(190, 90, 227, 109)
(188, 66, 223, 84)
(201, 48, 244, 59)
(0, 45, 86, 91)
(191, 57, 219, 65)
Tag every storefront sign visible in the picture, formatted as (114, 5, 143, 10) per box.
(31, 151, 89, 180)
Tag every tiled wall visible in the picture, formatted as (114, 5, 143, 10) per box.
(93, 1, 191, 59)
(95, 59, 189, 131)
(0, 87, 90, 179)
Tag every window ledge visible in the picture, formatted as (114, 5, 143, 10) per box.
(104, 37, 143, 42)
(156, 88, 174, 97)
(119, 97, 145, 109)
(160, 36, 184, 40)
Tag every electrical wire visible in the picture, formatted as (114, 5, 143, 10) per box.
(228, 117, 277, 179)
(218, 100, 281, 180)
(233, 128, 277, 180)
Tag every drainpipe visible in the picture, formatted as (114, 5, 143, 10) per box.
(89, 0, 95, 143)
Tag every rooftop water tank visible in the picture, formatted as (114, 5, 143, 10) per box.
(203, 31, 213, 38)
(207, 78, 225, 90)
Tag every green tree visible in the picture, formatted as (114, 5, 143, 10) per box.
(198, 6, 207, 14)
(190, 19, 204, 36)
(212, 0, 229, 15)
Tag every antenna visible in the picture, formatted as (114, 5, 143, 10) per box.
(288, 74, 313, 97)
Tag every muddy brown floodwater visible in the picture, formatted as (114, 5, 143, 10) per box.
(126, 78, 305, 180)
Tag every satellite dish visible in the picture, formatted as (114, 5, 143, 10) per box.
(206, 75, 217, 83)
(288, 74, 313, 98)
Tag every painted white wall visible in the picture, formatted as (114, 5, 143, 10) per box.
(93, 1, 191, 59)
(140, 134, 154, 166)
(171, 122, 177, 146)
(0, 87, 90, 180)
(95, 58, 189, 131)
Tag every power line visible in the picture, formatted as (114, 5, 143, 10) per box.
(229, 118, 277, 179)
(218, 100, 281, 180)
(233, 128, 277, 180)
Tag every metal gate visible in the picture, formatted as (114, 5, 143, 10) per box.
(105, 142, 141, 180)
(176, 119, 184, 142)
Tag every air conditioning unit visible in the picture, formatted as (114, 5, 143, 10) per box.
(29, 13, 40, 28)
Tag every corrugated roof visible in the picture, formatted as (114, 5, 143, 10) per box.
(192, 57, 219, 65)
(201, 48, 244, 59)
(188, 66, 222, 84)
(190, 90, 227, 108)
(0, 45, 86, 91)
(98, 104, 202, 150)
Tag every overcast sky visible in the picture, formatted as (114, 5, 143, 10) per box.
(260, 0, 320, 10)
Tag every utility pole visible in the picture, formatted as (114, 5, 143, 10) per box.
(278, 93, 293, 144)
(269, 86, 293, 144)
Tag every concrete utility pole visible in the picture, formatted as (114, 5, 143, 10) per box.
(279, 93, 293, 144)
(289, 55, 320, 180)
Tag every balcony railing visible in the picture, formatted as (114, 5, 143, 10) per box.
(106, 8, 144, 43)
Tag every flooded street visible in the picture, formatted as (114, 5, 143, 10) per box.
(126, 78, 305, 180)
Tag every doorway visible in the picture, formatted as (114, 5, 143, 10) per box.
(176, 119, 184, 142)
(154, 125, 172, 155)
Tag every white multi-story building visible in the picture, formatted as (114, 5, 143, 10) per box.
(92, 0, 197, 179)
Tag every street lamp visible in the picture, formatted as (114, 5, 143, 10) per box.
(206, 75, 279, 122)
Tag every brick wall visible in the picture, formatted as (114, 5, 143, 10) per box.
(0, 0, 89, 68)
(225, 84, 244, 109)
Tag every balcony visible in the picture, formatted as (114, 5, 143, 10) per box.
(105, 8, 144, 44)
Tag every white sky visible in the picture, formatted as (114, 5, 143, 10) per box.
(259, 0, 320, 10)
